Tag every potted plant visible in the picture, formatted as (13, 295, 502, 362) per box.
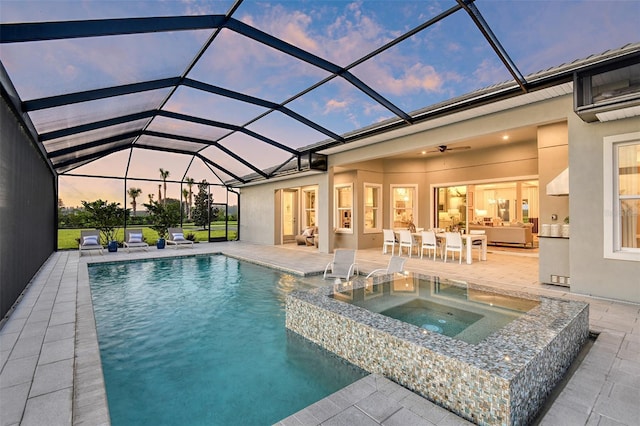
(81, 199, 129, 252)
(143, 200, 180, 249)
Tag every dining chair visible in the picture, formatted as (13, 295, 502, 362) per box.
(444, 232, 464, 264)
(382, 229, 397, 255)
(469, 230, 485, 261)
(420, 230, 438, 260)
(398, 230, 415, 257)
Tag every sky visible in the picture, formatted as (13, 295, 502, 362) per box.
(1, 0, 639, 207)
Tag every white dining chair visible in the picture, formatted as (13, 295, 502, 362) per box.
(382, 229, 397, 255)
(444, 232, 464, 264)
(469, 230, 485, 261)
(420, 230, 438, 260)
(398, 230, 415, 257)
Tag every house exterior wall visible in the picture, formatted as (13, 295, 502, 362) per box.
(239, 173, 329, 247)
(568, 112, 640, 303)
(0, 97, 56, 319)
(239, 93, 639, 303)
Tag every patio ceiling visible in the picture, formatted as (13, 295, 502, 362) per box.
(1, 0, 639, 187)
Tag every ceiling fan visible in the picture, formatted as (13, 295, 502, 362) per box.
(427, 144, 471, 153)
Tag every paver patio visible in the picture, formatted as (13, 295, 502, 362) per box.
(0, 242, 638, 425)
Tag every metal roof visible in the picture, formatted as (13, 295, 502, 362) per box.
(1, 0, 639, 188)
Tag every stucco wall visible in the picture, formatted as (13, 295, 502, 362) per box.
(239, 173, 329, 249)
(0, 97, 56, 319)
(568, 113, 640, 303)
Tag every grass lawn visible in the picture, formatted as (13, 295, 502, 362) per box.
(59, 224, 237, 250)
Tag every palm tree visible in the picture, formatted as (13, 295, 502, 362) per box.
(185, 177, 195, 220)
(159, 168, 170, 204)
(157, 184, 162, 203)
(147, 193, 154, 203)
(127, 187, 142, 216)
(182, 188, 190, 219)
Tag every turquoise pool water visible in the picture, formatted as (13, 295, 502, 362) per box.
(89, 255, 366, 425)
(380, 299, 483, 336)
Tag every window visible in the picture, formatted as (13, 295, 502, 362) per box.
(391, 185, 417, 229)
(303, 188, 317, 228)
(364, 183, 382, 233)
(604, 132, 640, 261)
(335, 184, 353, 233)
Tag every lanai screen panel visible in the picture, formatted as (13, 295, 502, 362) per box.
(1, 0, 638, 187)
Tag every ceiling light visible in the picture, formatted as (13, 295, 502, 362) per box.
(502, 135, 509, 141)
(421, 150, 427, 155)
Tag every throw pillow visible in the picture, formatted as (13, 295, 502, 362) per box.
(172, 233, 185, 241)
(128, 233, 143, 243)
(83, 236, 98, 245)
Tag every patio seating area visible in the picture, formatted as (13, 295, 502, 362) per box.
(0, 242, 638, 425)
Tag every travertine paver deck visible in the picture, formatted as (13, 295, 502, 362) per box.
(0, 242, 638, 426)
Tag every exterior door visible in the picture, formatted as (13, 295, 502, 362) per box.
(282, 189, 298, 243)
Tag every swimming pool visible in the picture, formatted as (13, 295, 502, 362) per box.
(89, 255, 366, 425)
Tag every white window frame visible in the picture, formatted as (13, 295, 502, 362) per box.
(302, 187, 317, 228)
(363, 183, 382, 234)
(390, 184, 418, 229)
(603, 131, 640, 261)
(334, 183, 353, 234)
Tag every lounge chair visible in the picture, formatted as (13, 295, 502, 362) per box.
(166, 227, 193, 249)
(124, 229, 149, 252)
(323, 249, 358, 280)
(79, 230, 103, 255)
(366, 256, 406, 278)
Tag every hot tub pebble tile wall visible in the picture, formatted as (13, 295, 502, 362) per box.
(285, 273, 589, 426)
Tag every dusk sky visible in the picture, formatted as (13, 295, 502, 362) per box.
(1, 0, 638, 207)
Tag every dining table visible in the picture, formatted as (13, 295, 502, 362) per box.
(394, 229, 487, 264)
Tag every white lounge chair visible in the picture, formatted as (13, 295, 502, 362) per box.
(366, 256, 406, 278)
(167, 228, 194, 248)
(79, 230, 103, 255)
(323, 249, 358, 280)
(124, 229, 149, 252)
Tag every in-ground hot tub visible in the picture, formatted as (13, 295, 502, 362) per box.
(286, 273, 589, 426)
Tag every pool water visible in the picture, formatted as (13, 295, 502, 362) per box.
(380, 299, 483, 337)
(333, 276, 539, 343)
(89, 256, 366, 426)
